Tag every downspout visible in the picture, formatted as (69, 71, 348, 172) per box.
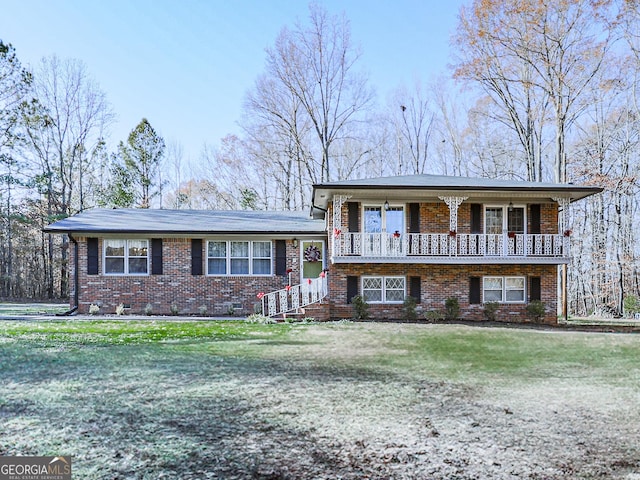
(58, 233, 79, 316)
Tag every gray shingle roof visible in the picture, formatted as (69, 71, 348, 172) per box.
(312, 174, 602, 208)
(44, 209, 326, 235)
(314, 173, 601, 191)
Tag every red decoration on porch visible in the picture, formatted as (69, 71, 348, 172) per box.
(256, 292, 265, 299)
(508, 231, 516, 238)
(319, 271, 326, 278)
(563, 229, 572, 237)
(449, 230, 457, 237)
(393, 230, 401, 238)
(304, 244, 321, 262)
(286, 268, 293, 274)
(307, 278, 312, 284)
(285, 285, 291, 291)
(333, 228, 341, 238)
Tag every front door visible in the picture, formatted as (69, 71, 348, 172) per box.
(301, 240, 324, 281)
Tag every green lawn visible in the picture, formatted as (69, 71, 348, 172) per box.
(1, 320, 639, 479)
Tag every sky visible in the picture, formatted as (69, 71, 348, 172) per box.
(1, 0, 467, 164)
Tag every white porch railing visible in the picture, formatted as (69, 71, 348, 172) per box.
(260, 274, 328, 318)
(333, 232, 568, 258)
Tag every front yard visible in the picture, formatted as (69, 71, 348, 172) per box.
(0, 320, 639, 479)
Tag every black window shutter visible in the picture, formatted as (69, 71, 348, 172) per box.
(275, 240, 287, 276)
(87, 237, 99, 275)
(409, 276, 421, 304)
(191, 239, 203, 276)
(151, 238, 163, 275)
(469, 277, 481, 304)
(530, 204, 541, 234)
(530, 277, 541, 301)
(347, 276, 359, 303)
(470, 204, 482, 234)
(348, 202, 360, 232)
(409, 203, 420, 233)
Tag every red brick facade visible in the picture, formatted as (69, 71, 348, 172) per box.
(68, 200, 562, 324)
(72, 237, 302, 316)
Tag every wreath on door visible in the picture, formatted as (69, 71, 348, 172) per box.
(303, 244, 321, 262)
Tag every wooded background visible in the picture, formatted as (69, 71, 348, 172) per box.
(1, 0, 638, 317)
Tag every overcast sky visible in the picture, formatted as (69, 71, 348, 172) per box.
(1, 0, 467, 163)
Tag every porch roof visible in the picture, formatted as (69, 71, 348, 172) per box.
(44, 208, 326, 236)
(312, 174, 602, 210)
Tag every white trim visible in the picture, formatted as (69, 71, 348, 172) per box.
(103, 239, 150, 276)
(482, 275, 526, 304)
(206, 240, 273, 276)
(361, 275, 406, 304)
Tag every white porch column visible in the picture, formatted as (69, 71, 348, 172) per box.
(438, 196, 468, 232)
(552, 196, 571, 234)
(331, 195, 351, 257)
(332, 195, 350, 233)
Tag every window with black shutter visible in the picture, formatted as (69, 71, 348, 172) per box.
(409, 203, 420, 233)
(191, 239, 203, 275)
(347, 276, 359, 303)
(347, 202, 360, 232)
(530, 204, 541, 234)
(87, 237, 99, 275)
(469, 276, 481, 304)
(530, 276, 541, 301)
(409, 276, 421, 303)
(275, 240, 287, 276)
(151, 239, 163, 275)
(470, 204, 482, 234)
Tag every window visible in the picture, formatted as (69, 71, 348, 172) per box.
(483, 276, 525, 303)
(207, 241, 272, 275)
(362, 276, 405, 303)
(104, 239, 148, 275)
(484, 205, 526, 234)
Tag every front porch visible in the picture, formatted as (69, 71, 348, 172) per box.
(332, 232, 569, 263)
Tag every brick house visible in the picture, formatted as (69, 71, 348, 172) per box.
(45, 174, 601, 323)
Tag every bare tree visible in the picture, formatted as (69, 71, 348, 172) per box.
(261, 2, 374, 183)
(22, 55, 113, 297)
(454, 0, 616, 183)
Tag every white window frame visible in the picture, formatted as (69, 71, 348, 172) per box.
(483, 276, 526, 304)
(361, 276, 406, 304)
(103, 239, 149, 276)
(484, 205, 527, 234)
(206, 240, 272, 276)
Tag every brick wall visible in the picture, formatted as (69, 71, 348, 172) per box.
(328, 263, 558, 324)
(71, 237, 301, 316)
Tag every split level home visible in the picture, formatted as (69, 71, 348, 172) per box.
(44, 174, 601, 324)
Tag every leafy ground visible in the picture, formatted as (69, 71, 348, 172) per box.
(1, 319, 639, 479)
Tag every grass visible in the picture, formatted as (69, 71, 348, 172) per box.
(1, 320, 639, 479)
(0, 302, 68, 316)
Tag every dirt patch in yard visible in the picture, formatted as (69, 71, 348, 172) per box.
(0, 322, 639, 479)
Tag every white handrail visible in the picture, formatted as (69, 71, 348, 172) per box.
(260, 274, 328, 317)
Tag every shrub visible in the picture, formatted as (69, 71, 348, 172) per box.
(144, 303, 153, 316)
(89, 304, 100, 315)
(351, 295, 370, 320)
(624, 295, 640, 318)
(115, 303, 125, 316)
(199, 305, 208, 316)
(424, 310, 444, 323)
(403, 296, 418, 321)
(526, 300, 546, 323)
(226, 305, 235, 316)
(170, 304, 179, 315)
(445, 297, 460, 320)
(483, 302, 499, 321)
